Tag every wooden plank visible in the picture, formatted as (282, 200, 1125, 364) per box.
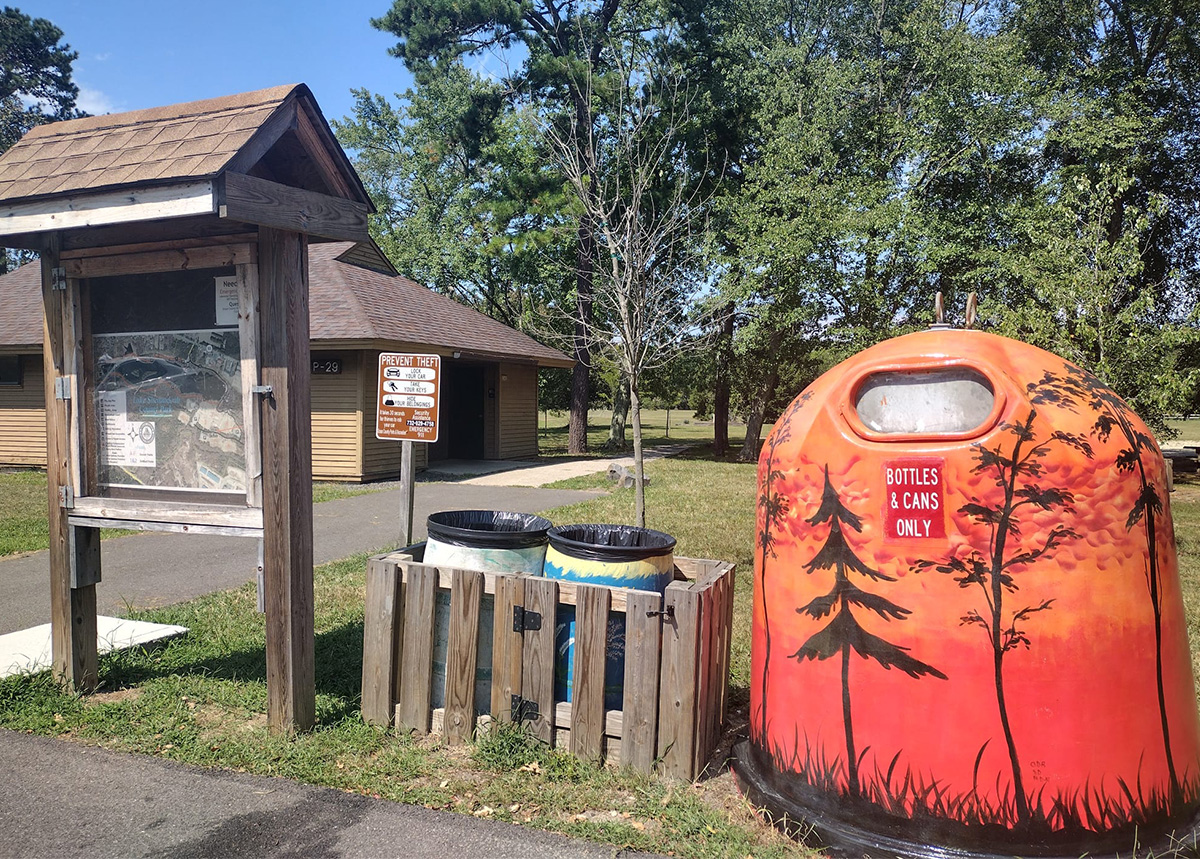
(657, 581, 701, 780)
(399, 440, 414, 545)
(42, 236, 97, 692)
(361, 557, 401, 727)
(60, 232, 257, 260)
(219, 173, 370, 243)
(717, 566, 736, 740)
(258, 227, 315, 733)
(68, 525, 101, 589)
(69, 497, 263, 529)
(491, 574, 524, 724)
(223, 98, 299, 176)
(570, 584, 609, 762)
(520, 577, 558, 744)
(692, 574, 718, 777)
(443, 568, 483, 744)
(622, 589, 662, 773)
(237, 262, 263, 507)
(397, 563, 438, 733)
(0, 181, 215, 236)
(62, 243, 256, 278)
(65, 516, 261, 538)
(552, 701, 623, 737)
(60, 276, 83, 497)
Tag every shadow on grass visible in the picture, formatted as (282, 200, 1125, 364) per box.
(98, 619, 367, 722)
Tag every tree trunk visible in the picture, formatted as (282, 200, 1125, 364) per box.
(630, 383, 646, 528)
(713, 302, 733, 457)
(604, 373, 629, 451)
(568, 224, 594, 454)
(737, 330, 783, 462)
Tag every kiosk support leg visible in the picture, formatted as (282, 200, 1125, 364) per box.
(258, 227, 316, 733)
(42, 240, 98, 692)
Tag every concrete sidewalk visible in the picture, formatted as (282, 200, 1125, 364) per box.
(0, 729, 656, 859)
(444, 443, 696, 487)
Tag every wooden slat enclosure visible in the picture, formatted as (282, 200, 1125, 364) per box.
(362, 548, 736, 782)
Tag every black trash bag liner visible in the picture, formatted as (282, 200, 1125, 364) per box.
(548, 524, 677, 563)
(426, 510, 553, 550)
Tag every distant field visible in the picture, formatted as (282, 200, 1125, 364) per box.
(1167, 418, 1200, 443)
(538, 407, 769, 457)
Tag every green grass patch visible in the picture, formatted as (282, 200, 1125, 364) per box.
(537, 408, 769, 459)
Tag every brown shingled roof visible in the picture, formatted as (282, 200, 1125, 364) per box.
(0, 245, 572, 368)
(0, 262, 42, 350)
(0, 84, 311, 203)
(310, 243, 572, 367)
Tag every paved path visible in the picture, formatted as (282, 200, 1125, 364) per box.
(0, 729, 653, 859)
(0, 483, 600, 635)
(454, 443, 694, 487)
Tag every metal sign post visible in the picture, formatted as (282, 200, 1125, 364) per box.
(375, 352, 441, 547)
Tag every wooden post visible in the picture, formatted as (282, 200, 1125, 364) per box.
(397, 563, 438, 733)
(570, 584, 610, 762)
(444, 567, 483, 744)
(521, 577, 559, 744)
(491, 574, 525, 724)
(657, 580, 701, 780)
(257, 227, 315, 732)
(43, 239, 98, 692)
(622, 589, 663, 772)
(400, 439, 415, 546)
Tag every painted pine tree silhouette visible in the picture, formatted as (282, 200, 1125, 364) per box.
(793, 466, 946, 798)
(913, 408, 1092, 825)
(1027, 365, 1184, 807)
(754, 391, 810, 744)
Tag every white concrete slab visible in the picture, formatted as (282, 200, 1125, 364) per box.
(0, 616, 188, 679)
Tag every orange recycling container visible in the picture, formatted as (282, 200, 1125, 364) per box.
(732, 329, 1200, 858)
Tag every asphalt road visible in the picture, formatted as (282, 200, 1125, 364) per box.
(0, 482, 600, 635)
(0, 729, 651, 859)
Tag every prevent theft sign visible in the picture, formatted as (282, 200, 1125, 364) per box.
(375, 352, 440, 442)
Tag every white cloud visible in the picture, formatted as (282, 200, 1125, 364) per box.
(76, 87, 118, 116)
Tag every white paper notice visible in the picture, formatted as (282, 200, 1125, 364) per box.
(99, 390, 157, 468)
(215, 276, 240, 326)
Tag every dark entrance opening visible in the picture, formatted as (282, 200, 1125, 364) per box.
(443, 363, 486, 459)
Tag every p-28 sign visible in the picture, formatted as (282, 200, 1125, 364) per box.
(376, 352, 440, 442)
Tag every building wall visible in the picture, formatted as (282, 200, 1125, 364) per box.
(0, 356, 46, 467)
(311, 351, 364, 481)
(498, 362, 539, 459)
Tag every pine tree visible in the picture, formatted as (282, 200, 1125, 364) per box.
(793, 466, 946, 798)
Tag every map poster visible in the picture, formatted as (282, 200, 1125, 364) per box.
(93, 329, 246, 494)
(98, 390, 156, 467)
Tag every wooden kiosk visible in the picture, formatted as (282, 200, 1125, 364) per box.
(0, 84, 373, 731)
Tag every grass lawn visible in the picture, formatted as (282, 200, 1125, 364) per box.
(537, 407, 769, 458)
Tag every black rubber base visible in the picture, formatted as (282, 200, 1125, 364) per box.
(731, 740, 1200, 859)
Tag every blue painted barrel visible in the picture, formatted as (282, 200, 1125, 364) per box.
(424, 511, 552, 715)
(543, 524, 676, 709)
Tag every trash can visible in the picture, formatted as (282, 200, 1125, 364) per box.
(424, 511, 552, 715)
(544, 524, 676, 708)
(732, 329, 1200, 858)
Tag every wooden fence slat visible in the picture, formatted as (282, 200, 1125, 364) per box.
(716, 566, 736, 736)
(396, 563, 437, 733)
(622, 589, 662, 773)
(657, 581, 701, 780)
(444, 568, 483, 744)
(491, 573, 524, 724)
(570, 584, 609, 761)
(521, 577, 558, 743)
(361, 557, 400, 726)
(692, 577, 716, 778)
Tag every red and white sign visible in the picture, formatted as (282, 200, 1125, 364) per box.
(884, 457, 945, 540)
(376, 353, 440, 442)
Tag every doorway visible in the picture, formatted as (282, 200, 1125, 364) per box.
(443, 363, 486, 460)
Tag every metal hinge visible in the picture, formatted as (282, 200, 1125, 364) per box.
(58, 485, 74, 509)
(51, 266, 66, 291)
(512, 605, 542, 633)
(54, 376, 71, 400)
(510, 695, 539, 723)
(250, 385, 273, 396)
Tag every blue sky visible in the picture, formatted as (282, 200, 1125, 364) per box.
(23, 1, 419, 126)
